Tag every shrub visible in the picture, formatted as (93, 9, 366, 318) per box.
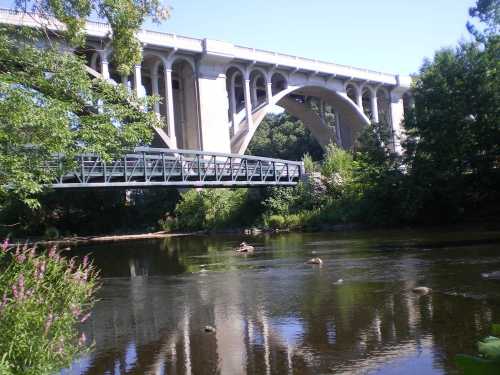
(266, 215, 286, 229)
(158, 213, 177, 232)
(0, 241, 98, 375)
(174, 188, 253, 231)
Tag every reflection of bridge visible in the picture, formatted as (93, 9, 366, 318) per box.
(0, 9, 412, 158)
(50, 148, 303, 188)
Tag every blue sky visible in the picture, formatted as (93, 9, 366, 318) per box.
(148, 0, 476, 75)
(1, 0, 477, 75)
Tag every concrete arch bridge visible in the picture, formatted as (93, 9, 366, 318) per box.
(0, 9, 413, 188)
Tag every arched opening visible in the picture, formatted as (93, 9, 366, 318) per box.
(346, 83, 358, 104)
(233, 85, 370, 155)
(250, 70, 267, 109)
(226, 67, 246, 136)
(362, 88, 373, 120)
(403, 92, 413, 117)
(377, 88, 391, 125)
(171, 59, 201, 150)
(271, 72, 287, 96)
(142, 55, 167, 119)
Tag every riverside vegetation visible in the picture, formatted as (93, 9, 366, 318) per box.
(0, 241, 98, 374)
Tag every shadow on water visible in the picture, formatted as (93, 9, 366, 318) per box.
(61, 230, 500, 375)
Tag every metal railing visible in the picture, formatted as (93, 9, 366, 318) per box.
(48, 147, 304, 188)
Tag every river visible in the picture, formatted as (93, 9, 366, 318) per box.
(61, 229, 500, 374)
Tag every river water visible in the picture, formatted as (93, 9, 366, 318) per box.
(62, 229, 500, 375)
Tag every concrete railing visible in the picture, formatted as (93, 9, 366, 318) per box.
(0, 7, 404, 86)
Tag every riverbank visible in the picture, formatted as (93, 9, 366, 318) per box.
(11, 220, 500, 247)
(18, 231, 196, 247)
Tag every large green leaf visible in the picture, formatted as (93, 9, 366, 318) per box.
(491, 324, 500, 336)
(478, 337, 500, 359)
(455, 354, 500, 375)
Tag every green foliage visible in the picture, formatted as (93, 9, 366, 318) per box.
(0, 29, 158, 208)
(15, 0, 170, 75)
(467, 0, 500, 40)
(479, 337, 500, 359)
(0, 242, 98, 374)
(404, 36, 500, 222)
(247, 113, 323, 161)
(302, 153, 317, 173)
(174, 189, 257, 231)
(265, 215, 286, 229)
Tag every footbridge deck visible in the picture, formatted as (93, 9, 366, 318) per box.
(49, 148, 304, 188)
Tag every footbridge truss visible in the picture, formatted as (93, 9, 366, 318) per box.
(48, 148, 304, 189)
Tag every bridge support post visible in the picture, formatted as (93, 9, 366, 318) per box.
(133, 64, 143, 97)
(151, 71, 160, 114)
(196, 62, 231, 153)
(371, 92, 379, 123)
(243, 74, 254, 129)
(100, 55, 110, 80)
(164, 67, 177, 147)
(266, 80, 273, 105)
(390, 91, 405, 153)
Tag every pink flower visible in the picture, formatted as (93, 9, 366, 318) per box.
(15, 253, 26, 263)
(78, 333, 86, 346)
(48, 247, 56, 258)
(82, 255, 89, 269)
(35, 260, 46, 280)
(44, 313, 54, 335)
(70, 304, 81, 318)
(0, 292, 7, 312)
(80, 312, 91, 323)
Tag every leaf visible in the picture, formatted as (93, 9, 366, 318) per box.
(492, 324, 500, 336)
(478, 337, 500, 359)
(455, 354, 500, 375)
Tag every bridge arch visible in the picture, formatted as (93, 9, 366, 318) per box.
(271, 72, 288, 97)
(231, 84, 370, 154)
(345, 81, 360, 105)
(249, 69, 267, 109)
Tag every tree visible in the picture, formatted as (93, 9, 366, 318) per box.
(403, 31, 500, 221)
(467, 0, 500, 40)
(0, 1, 170, 209)
(247, 113, 324, 161)
(14, 0, 170, 75)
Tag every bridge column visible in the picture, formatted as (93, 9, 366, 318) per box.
(196, 61, 231, 153)
(266, 80, 273, 105)
(164, 67, 177, 147)
(390, 91, 405, 153)
(243, 73, 254, 128)
(100, 53, 110, 80)
(250, 79, 258, 107)
(356, 89, 363, 109)
(133, 64, 143, 97)
(150, 71, 160, 114)
(371, 91, 379, 123)
(229, 76, 237, 132)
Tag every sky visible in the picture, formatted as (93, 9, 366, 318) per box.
(146, 0, 477, 75)
(0, 0, 477, 75)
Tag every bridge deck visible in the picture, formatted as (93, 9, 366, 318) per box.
(49, 148, 304, 188)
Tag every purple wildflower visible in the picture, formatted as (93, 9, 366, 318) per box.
(80, 312, 91, 323)
(82, 255, 89, 269)
(1, 239, 8, 253)
(44, 313, 54, 335)
(78, 333, 86, 346)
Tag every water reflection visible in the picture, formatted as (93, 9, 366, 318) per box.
(62, 231, 500, 374)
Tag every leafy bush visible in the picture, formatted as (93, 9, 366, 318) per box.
(0, 241, 98, 375)
(175, 189, 252, 231)
(266, 215, 286, 229)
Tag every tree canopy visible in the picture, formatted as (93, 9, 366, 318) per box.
(1, 1, 169, 209)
